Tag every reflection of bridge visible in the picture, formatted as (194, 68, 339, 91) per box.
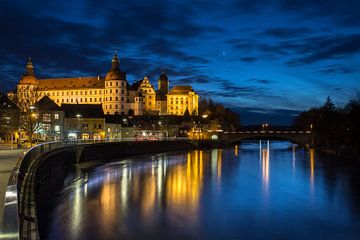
(218, 130, 314, 147)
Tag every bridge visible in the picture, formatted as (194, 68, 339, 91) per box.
(217, 130, 314, 147)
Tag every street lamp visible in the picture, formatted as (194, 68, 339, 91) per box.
(29, 106, 39, 146)
(310, 124, 313, 132)
(76, 114, 82, 139)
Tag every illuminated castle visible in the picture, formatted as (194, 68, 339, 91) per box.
(13, 54, 198, 116)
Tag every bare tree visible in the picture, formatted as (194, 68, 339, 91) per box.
(12, 87, 43, 146)
(13, 85, 42, 113)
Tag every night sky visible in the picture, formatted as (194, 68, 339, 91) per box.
(0, 0, 359, 125)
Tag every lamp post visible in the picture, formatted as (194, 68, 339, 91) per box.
(76, 114, 82, 140)
(29, 106, 39, 147)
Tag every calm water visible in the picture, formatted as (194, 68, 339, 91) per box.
(40, 141, 360, 240)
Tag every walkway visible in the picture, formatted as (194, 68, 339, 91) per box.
(0, 145, 28, 225)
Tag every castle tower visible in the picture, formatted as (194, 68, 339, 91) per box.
(104, 52, 127, 115)
(158, 71, 169, 94)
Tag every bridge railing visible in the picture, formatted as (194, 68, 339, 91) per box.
(222, 130, 312, 134)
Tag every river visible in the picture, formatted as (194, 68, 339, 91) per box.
(38, 141, 360, 240)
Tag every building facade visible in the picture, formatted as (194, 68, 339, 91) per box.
(167, 86, 199, 115)
(11, 54, 199, 116)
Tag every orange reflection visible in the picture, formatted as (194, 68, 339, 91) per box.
(261, 141, 270, 190)
(309, 148, 315, 188)
(234, 145, 238, 157)
(217, 149, 223, 180)
(165, 150, 204, 220)
(141, 174, 156, 217)
(100, 172, 117, 225)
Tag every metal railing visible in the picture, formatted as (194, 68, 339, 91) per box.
(1, 136, 193, 239)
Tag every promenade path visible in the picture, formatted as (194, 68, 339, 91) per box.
(0, 145, 28, 225)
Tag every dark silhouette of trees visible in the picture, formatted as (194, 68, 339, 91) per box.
(198, 97, 241, 129)
(294, 93, 360, 159)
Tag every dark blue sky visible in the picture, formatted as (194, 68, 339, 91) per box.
(0, 0, 359, 124)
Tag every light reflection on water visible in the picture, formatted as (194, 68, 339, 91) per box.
(42, 141, 360, 240)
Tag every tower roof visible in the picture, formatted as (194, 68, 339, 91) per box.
(19, 57, 38, 85)
(159, 71, 168, 81)
(105, 52, 126, 81)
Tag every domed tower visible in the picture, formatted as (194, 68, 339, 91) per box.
(158, 71, 169, 94)
(17, 58, 39, 110)
(104, 52, 127, 115)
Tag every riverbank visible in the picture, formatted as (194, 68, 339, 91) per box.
(2, 139, 222, 239)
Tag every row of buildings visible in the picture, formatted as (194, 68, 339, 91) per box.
(1, 54, 241, 143)
(1, 92, 237, 143)
(9, 54, 199, 116)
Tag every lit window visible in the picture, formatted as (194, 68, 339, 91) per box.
(54, 125, 60, 132)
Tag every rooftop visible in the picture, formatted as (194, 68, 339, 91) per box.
(60, 104, 104, 118)
(169, 86, 195, 95)
(34, 96, 61, 111)
(38, 76, 104, 90)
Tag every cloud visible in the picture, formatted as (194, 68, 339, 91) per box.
(316, 65, 358, 75)
(259, 27, 313, 39)
(247, 78, 275, 84)
(293, 34, 360, 64)
(240, 57, 258, 62)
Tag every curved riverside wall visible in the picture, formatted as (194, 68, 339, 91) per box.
(18, 140, 213, 239)
(76, 140, 197, 163)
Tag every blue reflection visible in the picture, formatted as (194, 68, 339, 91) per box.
(41, 141, 360, 240)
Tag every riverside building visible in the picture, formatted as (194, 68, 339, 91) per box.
(11, 54, 198, 116)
